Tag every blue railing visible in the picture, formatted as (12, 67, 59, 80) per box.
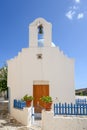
(14, 99, 26, 109)
(76, 98, 87, 105)
(54, 103, 87, 116)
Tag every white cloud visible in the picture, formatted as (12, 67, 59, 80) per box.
(77, 13, 84, 19)
(65, 0, 86, 20)
(73, 6, 78, 10)
(69, 6, 78, 10)
(75, 0, 80, 3)
(66, 10, 75, 20)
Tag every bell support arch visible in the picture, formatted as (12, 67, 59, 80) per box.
(29, 18, 52, 47)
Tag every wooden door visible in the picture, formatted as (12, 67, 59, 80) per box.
(33, 84, 49, 112)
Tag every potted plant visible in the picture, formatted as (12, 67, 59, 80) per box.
(21, 94, 34, 107)
(40, 96, 52, 111)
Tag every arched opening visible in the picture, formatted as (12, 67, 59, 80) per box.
(38, 24, 44, 47)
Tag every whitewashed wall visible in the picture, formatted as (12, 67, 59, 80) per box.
(7, 46, 75, 114)
(76, 96, 87, 100)
(42, 111, 87, 130)
(12, 107, 32, 126)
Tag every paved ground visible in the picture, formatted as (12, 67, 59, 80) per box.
(0, 111, 27, 130)
(0, 111, 42, 130)
(0, 100, 42, 130)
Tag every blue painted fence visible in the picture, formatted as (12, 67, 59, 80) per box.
(54, 103, 87, 116)
(76, 98, 87, 105)
(14, 99, 26, 109)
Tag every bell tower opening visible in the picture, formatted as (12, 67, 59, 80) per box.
(38, 24, 44, 39)
(29, 18, 52, 47)
(38, 24, 44, 47)
(38, 24, 43, 35)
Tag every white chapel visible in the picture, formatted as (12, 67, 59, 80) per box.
(7, 18, 75, 114)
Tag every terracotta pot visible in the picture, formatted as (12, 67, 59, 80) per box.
(44, 102, 52, 111)
(26, 100, 32, 107)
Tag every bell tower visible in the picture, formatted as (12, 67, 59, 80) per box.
(29, 18, 52, 47)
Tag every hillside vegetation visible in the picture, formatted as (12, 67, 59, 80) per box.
(75, 88, 87, 96)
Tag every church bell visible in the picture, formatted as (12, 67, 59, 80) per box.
(38, 25, 43, 34)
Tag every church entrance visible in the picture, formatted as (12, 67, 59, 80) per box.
(33, 82, 49, 113)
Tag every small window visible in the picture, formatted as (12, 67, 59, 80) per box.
(37, 54, 42, 59)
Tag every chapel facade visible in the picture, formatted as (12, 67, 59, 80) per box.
(7, 18, 75, 114)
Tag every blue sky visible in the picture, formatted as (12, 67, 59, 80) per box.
(0, 0, 87, 89)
